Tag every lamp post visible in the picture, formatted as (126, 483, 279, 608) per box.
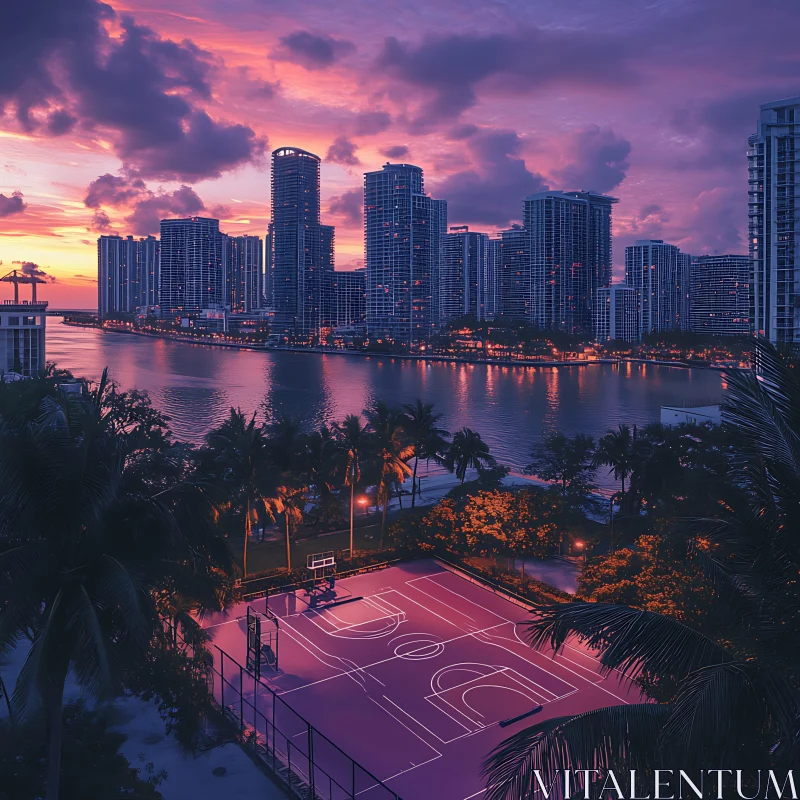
(574, 539, 586, 563)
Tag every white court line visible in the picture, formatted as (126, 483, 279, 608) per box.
(278, 619, 513, 696)
(429, 667, 510, 698)
(371, 586, 465, 630)
(511, 626, 630, 705)
(367, 696, 441, 757)
(381, 695, 477, 745)
(409, 574, 516, 624)
(276, 618, 386, 691)
(203, 616, 245, 630)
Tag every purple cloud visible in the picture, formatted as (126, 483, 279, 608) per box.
(353, 111, 391, 136)
(84, 173, 206, 235)
(434, 129, 548, 227)
(326, 135, 360, 166)
(273, 31, 355, 70)
(377, 29, 636, 127)
(328, 188, 362, 225)
(553, 126, 632, 192)
(13, 261, 56, 283)
(0, 191, 26, 217)
(1, 4, 264, 181)
(380, 145, 409, 159)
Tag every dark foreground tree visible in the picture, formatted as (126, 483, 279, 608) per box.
(483, 339, 800, 798)
(0, 391, 231, 800)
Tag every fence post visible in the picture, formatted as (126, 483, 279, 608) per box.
(239, 665, 244, 733)
(220, 650, 225, 710)
(307, 725, 315, 798)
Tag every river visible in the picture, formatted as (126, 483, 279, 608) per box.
(46, 319, 725, 471)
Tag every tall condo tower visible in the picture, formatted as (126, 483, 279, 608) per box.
(97, 235, 159, 319)
(364, 163, 446, 346)
(625, 239, 681, 336)
(748, 97, 800, 343)
(440, 226, 490, 323)
(270, 147, 333, 336)
(159, 217, 224, 318)
(524, 190, 617, 334)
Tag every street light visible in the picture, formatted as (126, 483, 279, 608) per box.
(574, 539, 586, 563)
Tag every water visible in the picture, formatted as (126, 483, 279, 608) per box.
(46, 319, 725, 471)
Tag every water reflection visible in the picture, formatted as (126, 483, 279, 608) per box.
(46, 320, 725, 471)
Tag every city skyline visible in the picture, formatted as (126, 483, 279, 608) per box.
(1, 0, 796, 308)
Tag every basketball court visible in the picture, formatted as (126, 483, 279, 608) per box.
(201, 559, 638, 800)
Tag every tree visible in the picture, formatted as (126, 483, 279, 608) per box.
(594, 425, 634, 510)
(332, 414, 369, 556)
(0, 407, 219, 800)
(483, 339, 800, 797)
(364, 402, 414, 542)
(526, 431, 596, 502)
(301, 425, 342, 530)
(460, 490, 562, 560)
(267, 483, 306, 572)
(205, 408, 273, 577)
(401, 400, 451, 507)
(446, 427, 497, 483)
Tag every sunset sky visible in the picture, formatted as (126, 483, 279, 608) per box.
(0, 0, 797, 308)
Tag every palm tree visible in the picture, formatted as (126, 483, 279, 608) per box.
(594, 424, 634, 510)
(483, 338, 800, 797)
(267, 483, 306, 572)
(447, 427, 496, 483)
(301, 424, 339, 529)
(205, 408, 272, 577)
(0, 403, 226, 800)
(332, 414, 369, 556)
(364, 402, 414, 542)
(401, 399, 451, 507)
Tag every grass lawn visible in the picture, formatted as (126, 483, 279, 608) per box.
(234, 520, 388, 575)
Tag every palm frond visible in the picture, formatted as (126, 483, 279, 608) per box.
(662, 661, 800, 766)
(483, 704, 671, 800)
(523, 602, 729, 682)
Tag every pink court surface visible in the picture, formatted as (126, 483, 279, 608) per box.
(201, 560, 637, 800)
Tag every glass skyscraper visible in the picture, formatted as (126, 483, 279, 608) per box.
(524, 190, 617, 334)
(364, 163, 446, 346)
(748, 97, 800, 343)
(270, 147, 334, 336)
(159, 217, 224, 318)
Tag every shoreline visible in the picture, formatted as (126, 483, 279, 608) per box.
(57, 318, 743, 371)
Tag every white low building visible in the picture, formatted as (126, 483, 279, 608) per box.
(0, 300, 47, 378)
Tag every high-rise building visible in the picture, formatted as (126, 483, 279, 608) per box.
(440, 227, 490, 323)
(364, 163, 446, 345)
(264, 223, 274, 309)
(625, 239, 682, 336)
(690, 255, 751, 336)
(486, 237, 502, 320)
(524, 191, 617, 334)
(593, 285, 639, 343)
(429, 198, 447, 326)
(326, 269, 366, 329)
(498, 224, 531, 323)
(227, 235, 264, 313)
(97, 234, 159, 319)
(677, 251, 693, 331)
(270, 147, 334, 336)
(159, 217, 225, 318)
(748, 97, 800, 343)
